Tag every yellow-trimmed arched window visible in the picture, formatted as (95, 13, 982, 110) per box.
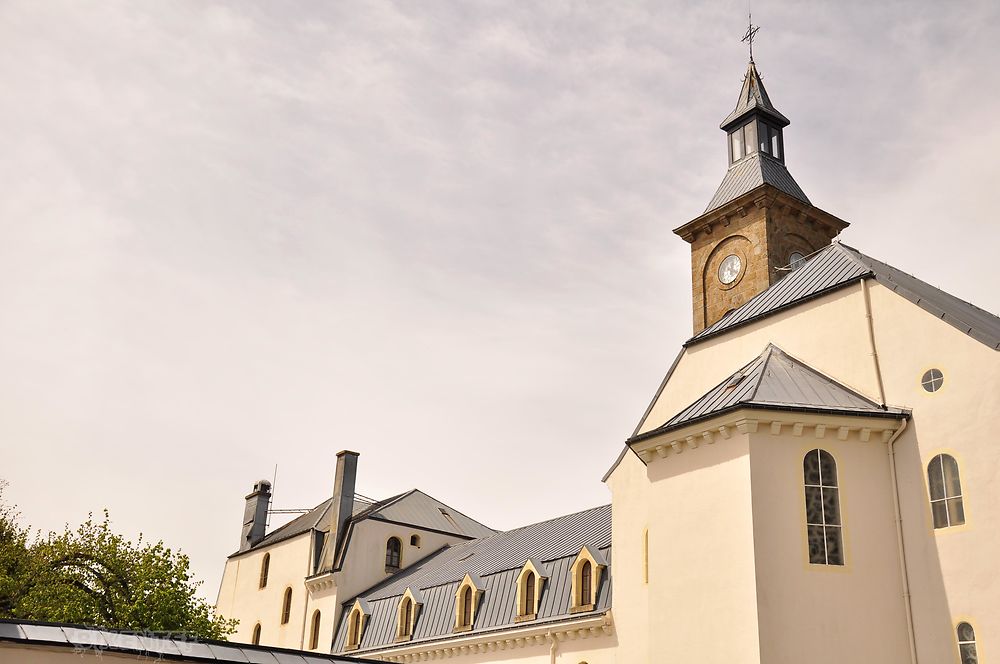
(309, 610, 321, 650)
(804, 449, 844, 565)
(251, 623, 261, 645)
(957, 621, 978, 664)
(280, 587, 292, 624)
(569, 546, 607, 612)
(345, 600, 369, 651)
(928, 454, 965, 528)
(259, 553, 270, 589)
(385, 536, 402, 571)
(453, 574, 482, 633)
(515, 560, 547, 621)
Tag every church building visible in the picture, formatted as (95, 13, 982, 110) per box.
(215, 57, 999, 664)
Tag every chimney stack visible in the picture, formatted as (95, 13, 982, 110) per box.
(321, 450, 359, 571)
(240, 479, 272, 552)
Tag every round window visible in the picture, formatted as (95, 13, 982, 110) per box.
(789, 251, 806, 269)
(718, 254, 742, 285)
(921, 369, 944, 393)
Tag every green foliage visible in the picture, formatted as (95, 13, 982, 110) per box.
(0, 481, 236, 640)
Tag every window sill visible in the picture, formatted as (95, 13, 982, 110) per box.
(394, 635, 412, 644)
(344, 645, 358, 652)
(570, 603, 595, 614)
(514, 613, 537, 623)
(453, 624, 472, 634)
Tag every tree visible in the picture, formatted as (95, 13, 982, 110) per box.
(0, 481, 236, 639)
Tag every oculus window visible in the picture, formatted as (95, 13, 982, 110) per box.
(921, 368, 944, 392)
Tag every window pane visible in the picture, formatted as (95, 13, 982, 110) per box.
(819, 451, 838, 487)
(958, 622, 976, 642)
(807, 525, 826, 564)
(942, 456, 962, 498)
(825, 526, 844, 565)
(928, 456, 945, 500)
(731, 132, 743, 161)
(771, 131, 781, 159)
(931, 500, 950, 528)
(744, 123, 757, 154)
(960, 643, 978, 664)
(804, 450, 821, 485)
(805, 486, 824, 524)
(822, 487, 841, 526)
(758, 122, 769, 154)
(947, 498, 966, 526)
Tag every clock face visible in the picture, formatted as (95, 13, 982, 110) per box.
(719, 254, 742, 285)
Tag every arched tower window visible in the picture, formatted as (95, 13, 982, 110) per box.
(309, 610, 321, 650)
(280, 587, 292, 624)
(580, 560, 592, 606)
(385, 537, 402, 571)
(957, 622, 978, 664)
(804, 449, 843, 565)
(928, 454, 965, 528)
(259, 553, 270, 589)
(251, 623, 261, 645)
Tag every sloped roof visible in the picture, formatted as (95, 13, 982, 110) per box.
(720, 61, 790, 130)
(0, 618, 372, 664)
(237, 490, 494, 557)
(704, 152, 809, 214)
(633, 345, 907, 442)
(332, 505, 612, 654)
(688, 242, 1000, 350)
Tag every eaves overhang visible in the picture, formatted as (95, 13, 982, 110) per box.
(628, 407, 910, 464)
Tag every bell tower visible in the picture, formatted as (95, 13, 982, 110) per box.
(674, 60, 849, 334)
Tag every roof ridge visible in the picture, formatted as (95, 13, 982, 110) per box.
(400, 489, 496, 532)
(746, 344, 777, 402)
(491, 503, 611, 537)
(758, 345, 886, 410)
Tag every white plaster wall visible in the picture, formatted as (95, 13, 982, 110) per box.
(604, 451, 649, 664)
(215, 533, 314, 649)
(749, 424, 911, 663)
(644, 434, 760, 663)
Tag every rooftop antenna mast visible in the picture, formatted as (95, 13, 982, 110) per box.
(742, 7, 760, 63)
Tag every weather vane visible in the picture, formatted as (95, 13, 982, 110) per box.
(742, 13, 760, 63)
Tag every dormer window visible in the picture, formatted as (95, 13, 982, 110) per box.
(515, 560, 548, 622)
(344, 600, 369, 651)
(396, 588, 423, 642)
(570, 546, 608, 613)
(453, 574, 483, 633)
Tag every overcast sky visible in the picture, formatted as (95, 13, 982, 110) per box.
(2, 0, 998, 602)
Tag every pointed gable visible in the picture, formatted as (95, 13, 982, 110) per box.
(633, 345, 907, 441)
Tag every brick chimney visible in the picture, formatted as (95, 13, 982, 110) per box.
(240, 479, 271, 552)
(320, 451, 359, 571)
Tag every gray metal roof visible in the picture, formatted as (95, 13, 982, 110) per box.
(238, 490, 494, 558)
(331, 505, 612, 654)
(688, 242, 1000, 351)
(704, 152, 809, 214)
(720, 61, 790, 130)
(0, 619, 372, 663)
(633, 345, 907, 441)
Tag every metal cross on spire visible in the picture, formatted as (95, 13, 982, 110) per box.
(742, 13, 760, 63)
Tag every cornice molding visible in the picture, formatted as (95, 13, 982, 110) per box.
(361, 611, 614, 662)
(632, 409, 906, 464)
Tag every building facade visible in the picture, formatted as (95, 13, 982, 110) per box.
(217, 60, 999, 664)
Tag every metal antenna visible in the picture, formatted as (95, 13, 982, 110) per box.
(742, 11, 760, 63)
(266, 464, 277, 527)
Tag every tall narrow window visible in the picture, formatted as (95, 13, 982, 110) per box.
(928, 454, 965, 528)
(347, 610, 360, 649)
(460, 586, 473, 627)
(580, 560, 592, 606)
(251, 623, 261, 645)
(399, 598, 413, 638)
(523, 572, 536, 616)
(309, 610, 321, 650)
(804, 449, 844, 565)
(259, 553, 270, 589)
(731, 130, 744, 162)
(957, 622, 978, 664)
(280, 587, 292, 624)
(385, 537, 402, 571)
(643, 529, 649, 584)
